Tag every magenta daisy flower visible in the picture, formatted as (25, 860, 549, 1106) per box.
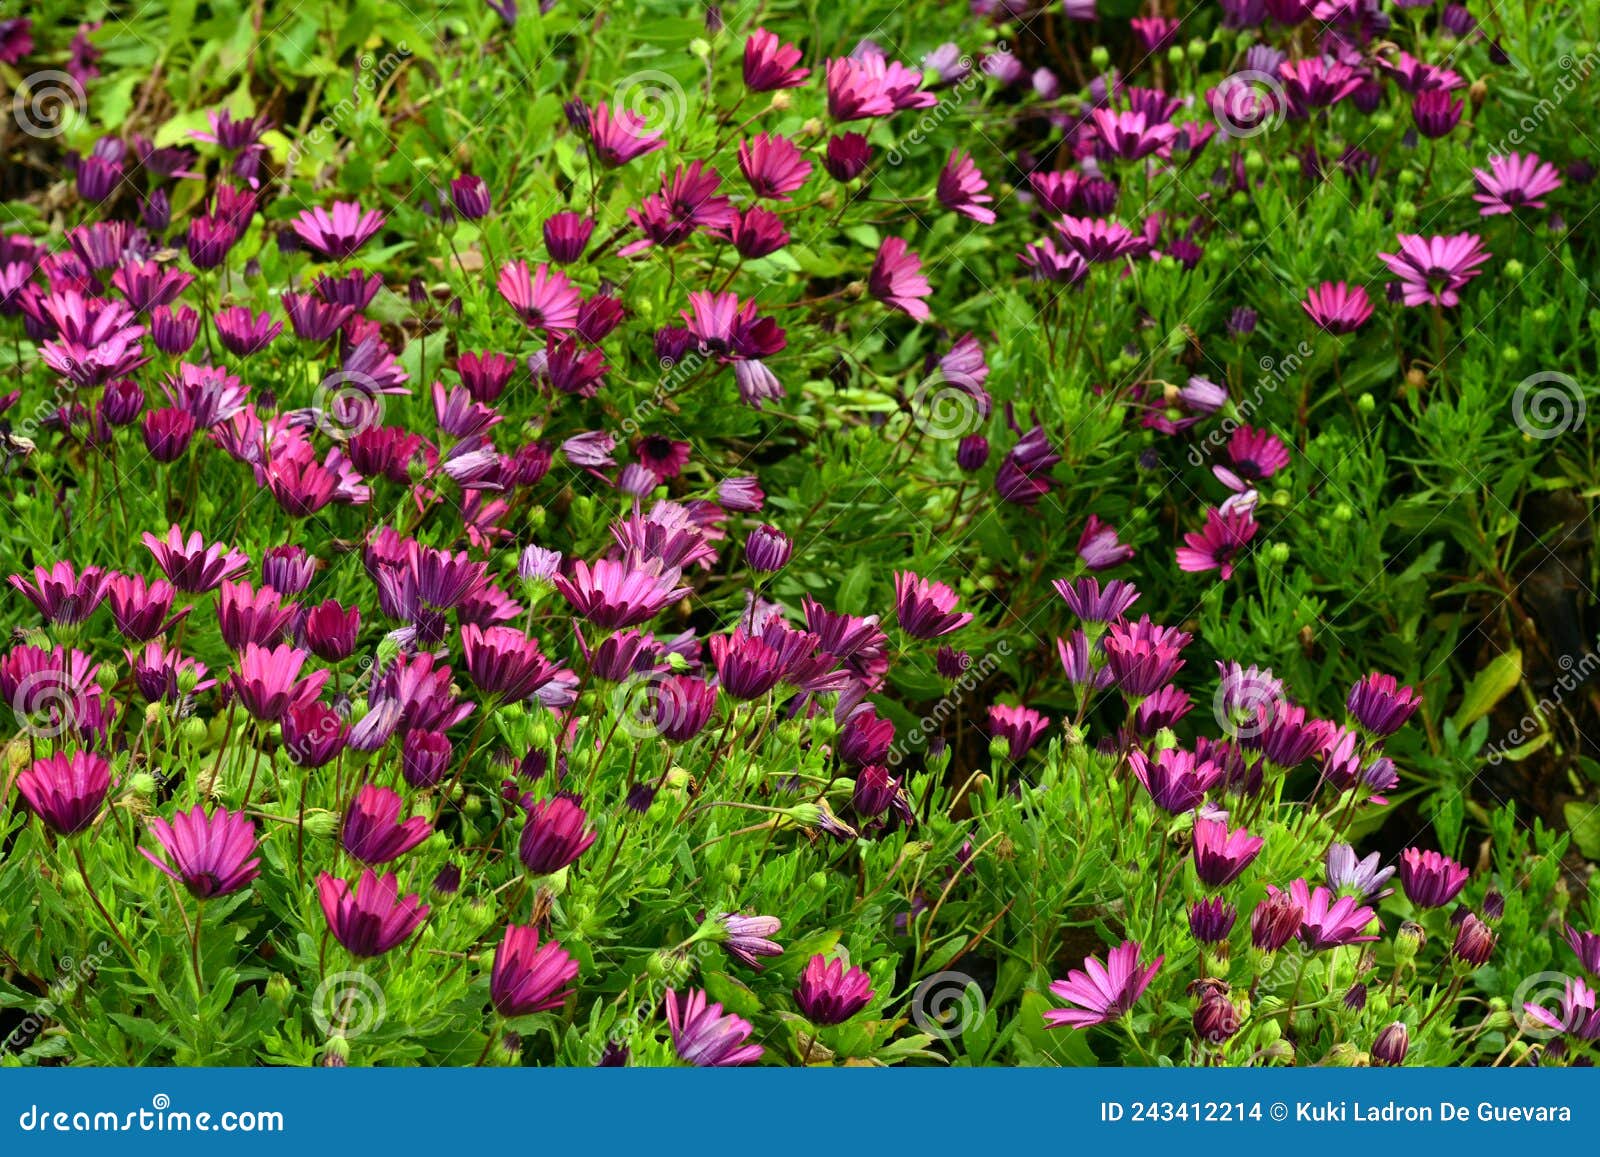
(893, 570, 972, 639)
(737, 133, 813, 200)
(291, 201, 385, 260)
(1472, 151, 1562, 216)
(1377, 233, 1491, 307)
(665, 988, 764, 1066)
(1044, 940, 1163, 1029)
(587, 101, 665, 167)
(1302, 281, 1372, 334)
(794, 955, 874, 1025)
(490, 924, 579, 1017)
(868, 237, 932, 322)
(141, 805, 260, 898)
(937, 150, 995, 223)
(317, 869, 430, 958)
(497, 260, 581, 333)
(552, 558, 688, 630)
(1176, 508, 1258, 580)
(743, 28, 809, 92)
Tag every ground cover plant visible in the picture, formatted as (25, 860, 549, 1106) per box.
(0, 0, 1598, 1068)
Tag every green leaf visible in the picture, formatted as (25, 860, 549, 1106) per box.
(1452, 649, 1522, 730)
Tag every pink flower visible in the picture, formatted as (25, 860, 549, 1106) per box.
(1044, 940, 1163, 1029)
(937, 150, 995, 223)
(497, 260, 581, 332)
(1472, 151, 1562, 216)
(738, 133, 812, 200)
(587, 101, 665, 166)
(1302, 281, 1372, 334)
(868, 237, 931, 321)
(743, 28, 810, 92)
(290, 201, 385, 260)
(1377, 233, 1491, 307)
(1177, 508, 1258, 580)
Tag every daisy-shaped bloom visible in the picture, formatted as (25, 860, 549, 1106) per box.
(8, 561, 109, 625)
(1377, 233, 1491, 307)
(794, 955, 875, 1025)
(1565, 925, 1600, 978)
(937, 150, 995, 223)
(893, 570, 971, 638)
(715, 913, 783, 970)
(665, 988, 764, 1066)
(1285, 878, 1379, 950)
(1524, 976, 1600, 1041)
(987, 703, 1051, 759)
(1090, 108, 1177, 161)
(341, 785, 432, 865)
(1044, 940, 1163, 1030)
(490, 925, 579, 1017)
(291, 201, 385, 260)
(497, 260, 581, 333)
(1325, 842, 1396, 900)
(587, 101, 665, 167)
(143, 525, 250, 593)
(1129, 747, 1223, 813)
(1177, 507, 1258, 580)
(317, 869, 429, 958)
(1053, 216, 1143, 263)
(1222, 426, 1290, 482)
(552, 558, 688, 630)
(16, 750, 111, 837)
(141, 805, 260, 898)
(868, 237, 931, 322)
(1472, 151, 1562, 216)
(742, 27, 810, 92)
(1346, 671, 1420, 736)
(1302, 281, 1372, 334)
(1192, 818, 1264, 888)
(1397, 847, 1469, 908)
(738, 134, 812, 200)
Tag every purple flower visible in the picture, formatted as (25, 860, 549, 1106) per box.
(1177, 507, 1258, 580)
(1347, 672, 1420, 736)
(743, 28, 810, 92)
(1524, 976, 1600, 1041)
(1131, 747, 1223, 813)
(1378, 233, 1491, 307)
(1190, 897, 1237, 943)
(746, 525, 792, 573)
(143, 525, 249, 593)
(291, 201, 385, 260)
(1302, 281, 1372, 334)
(1104, 616, 1188, 697)
(342, 785, 432, 865)
(1052, 576, 1140, 623)
(490, 924, 579, 1016)
(518, 795, 596, 875)
(893, 571, 972, 639)
(665, 988, 763, 1066)
(104, 575, 173, 640)
(497, 260, 581, 333)
(553, 558, 688, 629)
(1076, 515, 1135, 570)
(141, 805, 260, 898)
(1412, 89, 1463, 138)
(1286, 878, 1378, 949)
(317, 869, 429, 957)
(987, 703, 1050, 759)
(1325, 842, 1395, 900)
(1372, 1021, 1409, 1065)
(1565, 925, 1600, 977)
(1044, 940, 1163, 1029)
(1397, 847, 1469, 909)
(794, 955, 874, 1025)
(937, 150, 995, 223)
(1192, 818, 1264, 888)
(869, 237, 932, 322)
(1250, 889, 1304, 951)
(462, 624, 559, 701)
(1452, 914, 1496, 968)
(17, 750, 111, 836)
(587, 101, 665, 167)
(8, 562, 109, 625)
(717, 913, 783, 970)
(1473, 152, 1562, 215)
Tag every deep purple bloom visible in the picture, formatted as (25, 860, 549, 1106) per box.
(1285, 878, 1378, 949)
(1192, 818, 1264, 888)
(1190, 897, 1237, 943)
(17, 750, 111, 836)
(868, 238, 931, 322)
(143, 525, 249, 593)
(1372, 1022, 1409, 1065)
(1250, 889, 1304, 951)
(1566, 925, 1600, 977)
(1397, 848, 1469, 909)
(8, 562, 109, 625)
(518, 795, 596, 875)
(1452, 914, 1496, 968)
(1347, 672, 1420, 736)
(743, 28, 809, 92)
(1131, 747, 1223, 813)
(317, 869, 429, 957)
(746, 525, 792, 573)
(1052, 577, 1140, 623)
(893, 571, 972, 639)
(342, 785, 432, 865)
(794, 955, 874, 1025)
(987, 703, 1050, 759)
(491, 924, 579, 1016)
(141, 805, 260, 898)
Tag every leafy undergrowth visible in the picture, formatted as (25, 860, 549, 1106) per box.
(0, 1, 1597, 1066)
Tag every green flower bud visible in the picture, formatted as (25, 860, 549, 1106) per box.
(1187, 38, 1207, 60)
(1267, 541, 1290, 565)
(688, 36, 711, 59)
(95, 663, 119, 692)
(323, 1036, 351, 1064)
(1372, 112, 1395, 134)
(721, 862, 741, 887)
(1166, 45, 1184, 67)
(1090, 45, 1110, 70)
(808, 871, 829, 893)
(1500, 345, 1521, 365)
(129, 772, 158, 796)
(987, 734, 1011, 761)
(1358, 393, 1375, 413)
(1323, 1041, 1362, 1067)
(265, 974, 292, 1007)
(1333, 502, 1354, 522)
(1395, 921, 1426, 963)
(770, 91, 794, 113)
(302, 811, 338, 840)
(61, 868, 88, 899)
(180, 717, 208, 747)
(1502, 258, 1524, 280)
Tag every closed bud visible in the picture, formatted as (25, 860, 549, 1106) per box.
(1090, 45, 1110, 70)
(265, 974, 292, 1007)
(1395, 921, 1426, 963)
(1324, 1041, 1364, 1066)
(129, 772, 157, 796)
(1371, 1021, 1409, 1066)
(1502, 259, 1524, 280)
(302, 810, 338, 839)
